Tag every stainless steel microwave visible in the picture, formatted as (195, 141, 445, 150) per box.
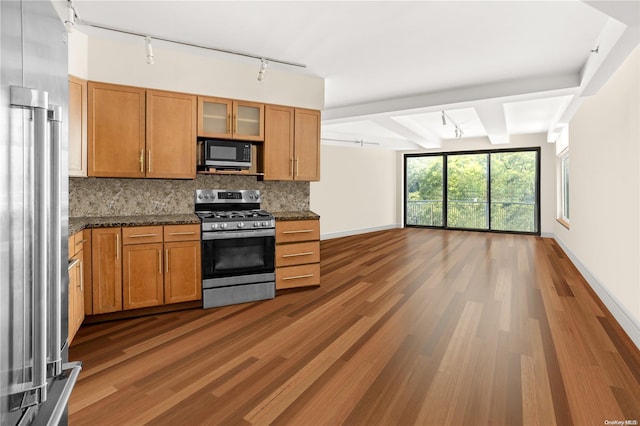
(199, 139, 252, 170)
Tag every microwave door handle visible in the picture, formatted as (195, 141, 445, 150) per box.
(11, 86, 49, 403)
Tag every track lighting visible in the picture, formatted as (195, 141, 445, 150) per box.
(257, 58, 268, 82)
(145, 36, 154, 65)
(441, 111, 464, 140)
(64, 0, 76, 33)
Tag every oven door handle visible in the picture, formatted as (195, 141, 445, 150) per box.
(202, 229, 275, 240)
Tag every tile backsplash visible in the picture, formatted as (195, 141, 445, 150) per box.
(69, 175, 309, 217)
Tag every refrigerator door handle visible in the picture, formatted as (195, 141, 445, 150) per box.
(10, 86, 50, 404)
(48, 105, 63, 377)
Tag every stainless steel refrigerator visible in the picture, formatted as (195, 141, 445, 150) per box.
(1, 1, 82, 424)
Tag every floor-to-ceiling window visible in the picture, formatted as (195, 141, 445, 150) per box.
(404, 148, 540, 234)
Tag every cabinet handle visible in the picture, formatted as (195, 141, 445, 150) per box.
(148, 150, 152, 173)
(282, 274, 314, 281)
(282, 229, 314, 234)
(227, 113, 231, 134)
(127, 233, 158, 238)
(75, 239, 87, 246)
(79, 259, 83, 292)
(282, 252, 314, 258)
(169, 231, 195, 236)
(232, 113, 236, 134)
(116, 233, 120, 260)
(165, 249, 170, 273)
(139, 149, 144, 173)
(67, 258, 80, 270)
(158, 249, 162, 274)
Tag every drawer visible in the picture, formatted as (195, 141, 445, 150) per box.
(122, 226, 163, 245)
(276, 263, 320, 290)
(68, 230, 87, 258)
(276, 241, 320, 267)
(164, 224, 200, 242)
(275, 220, 320, 243)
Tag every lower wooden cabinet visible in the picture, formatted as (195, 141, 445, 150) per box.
(91, 224, 201, 315)
(275, 219, 321, 290)
(91, 227, 123, 314)
(68, 229, 91, 343)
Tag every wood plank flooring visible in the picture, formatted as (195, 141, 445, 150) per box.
(68, 228, 640, 425)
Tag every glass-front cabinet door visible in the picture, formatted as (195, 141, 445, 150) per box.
(198, 97, 264, 141)
(234, 100, 264, 141)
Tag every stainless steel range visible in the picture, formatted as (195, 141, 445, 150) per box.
(195, 189, 275, 309)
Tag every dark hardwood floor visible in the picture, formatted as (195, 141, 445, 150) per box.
(68, 228, 640, 425)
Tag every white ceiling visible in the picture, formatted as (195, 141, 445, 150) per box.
(70, 0, 640, 150)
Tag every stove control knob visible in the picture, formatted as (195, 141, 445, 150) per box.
(262, 221, 268, 226)
(220, 223, 227, 229)
(212, 223, 218, 229)
(198, 194, 203, 199)
(237, 222, 245, 229)
(253, 222, 259, 227)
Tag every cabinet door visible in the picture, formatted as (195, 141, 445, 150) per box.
(80, 229, 93, 316)
(123, 243, 164, 310)
(294, 108, 321, 181)
(233, 100, 264, 141)
(198, 96, 232, 138)
(164, 241, 201, 304)
(88, 82, 146, 178)
(264, 105, 295, 181)
(146, 90, 197, 179)
(69, 76, 87, 177)
(92, 228, 123, 314)
(68, 252, 84, 343)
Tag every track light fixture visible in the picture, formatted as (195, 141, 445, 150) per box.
(64, 0, 76, 33)
(145, 36, 154, 65)
(441, 111, 464, 140)
(257, 58, 268, 82)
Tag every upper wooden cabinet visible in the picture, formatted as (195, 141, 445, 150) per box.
(88, 82, 145, 178)
(146, 90, 197, 179)
(88, 82, 196, 179)
(69, 76, 88, 177)
(264, 106, 320, 181)
(198, 96, 264, 141)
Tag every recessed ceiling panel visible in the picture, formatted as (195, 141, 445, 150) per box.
(391, 108, 486, 140)
(504, 96, 573, 135)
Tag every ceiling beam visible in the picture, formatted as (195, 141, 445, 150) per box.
(371, 116, 441, 149)
(323, 72, 580, 123)
(474, 103, 509, 145)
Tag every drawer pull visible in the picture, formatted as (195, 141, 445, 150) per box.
(128, 233, 158, 238)
(169, 231, 196, 236)
(67, 259, 80, 270)
(282, 274, 314, 281)
(282, 229, 314, 234)
(75, 239, 87, 245)
(282, 252, 314, 258)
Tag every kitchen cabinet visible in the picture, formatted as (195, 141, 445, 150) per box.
(122, 226, 164, 310)
(88, 82, 196, 179)
(275, 219, 321, 290)
(146, 90, 197, 179)
(91, 224, 201, 315)
(198, 96, 264, 141)
(68, 230, 88, 343)
(69, 75, 87, 177)
(91, 227, 123, 314)
(164, 225, 201, 304)
(264, 106, 320, 181)
(88, 82, 145, 178)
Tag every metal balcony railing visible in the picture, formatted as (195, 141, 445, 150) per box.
(406, 200, 536, 232)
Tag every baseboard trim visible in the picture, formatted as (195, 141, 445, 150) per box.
(554, 235, 640, 350)
(320, 224, 401, 241)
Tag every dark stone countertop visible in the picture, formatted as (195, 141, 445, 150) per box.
(69, 214, 201, 235)
(271, 211, 320, 221)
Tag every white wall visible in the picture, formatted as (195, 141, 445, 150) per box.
(555, 46, 640, 345)
(68, 30, 88, 79)
(84, 35, 324, 109)
(310, 145, 399, 239)
(398, 133, 557, 235)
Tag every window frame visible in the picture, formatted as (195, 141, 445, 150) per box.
(404, 147, 541, 236)
(557, 149, 570, 229)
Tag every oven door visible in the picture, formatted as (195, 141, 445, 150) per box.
(201, 228, 275, 284)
